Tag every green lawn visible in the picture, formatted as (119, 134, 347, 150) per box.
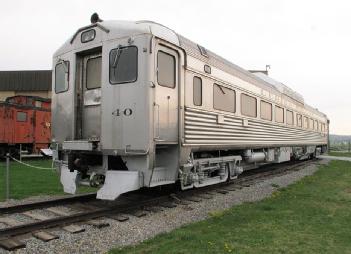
(110, 160, 351, 254)
(328, 151, 351, 157)
(0, 159, 93, 201)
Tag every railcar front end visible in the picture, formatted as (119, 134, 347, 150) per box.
(52, 17, 185, 200)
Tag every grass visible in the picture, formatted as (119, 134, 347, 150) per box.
(110, 160, 351, 254)
(0, 159, 93, 201)
(328, 151, 351, 157)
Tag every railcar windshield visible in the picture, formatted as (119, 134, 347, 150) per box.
(55, 61, 69, 93)
(109, 46, 138, 84)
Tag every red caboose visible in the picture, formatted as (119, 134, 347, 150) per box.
(0, 95, 51, 156)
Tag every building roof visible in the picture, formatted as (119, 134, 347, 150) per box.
(0, 70, 52, 91)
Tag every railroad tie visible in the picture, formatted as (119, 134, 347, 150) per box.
(22, 211, 51, 221)
(181, 206, 194, 211)
(46, 207, 71, 216)
(131, 210, 148, 218)
(87, 220, 110, 229)
(62, 225, 85, 234)
(71, 203, 99, 212)
(0, 238, 26, 251)
(32, 231, 59, 242)
(223, 186, 241, 191)
(108, 214, 129, 222)
(161, 202, 177, 208)
(184, 196, 202, 202)
(144, 206, 163, 213)
(205, 191, 219, 195)
(178, 200, 192, 205)
(216, 189, 229, 194)
(22, 210, 89, 235)
(0, 217, 22, 227)
(197, 194, 213, 199)
(45, 208, 86, 234)
(169, 194, 182, 204)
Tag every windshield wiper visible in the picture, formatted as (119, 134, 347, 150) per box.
(218, 85, 226, 95)
(57, 58, 69, 73)
(112, 45, 122, 68)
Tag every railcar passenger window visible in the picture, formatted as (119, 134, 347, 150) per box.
(55, 61, 69, 93)
(86, 56, 102, 89)
(260, 101, 272, 121)
(157, 51, 176, 88)
(275, 106, 284, 123)
(303, 116, 309, 129)
(241, 94, 257, 117)
(297, 114, 302, 127)
(309, 118, 314, 130)
(109, 46, 138, 84)
(16, 112, 27, 122)
(193, 76, 202, 106)
(286, 110, 294, 125)
(213, 84, 235, 113)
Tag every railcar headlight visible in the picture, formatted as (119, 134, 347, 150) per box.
(81, 29, 96, 43)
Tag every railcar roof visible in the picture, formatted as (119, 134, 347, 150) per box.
(252, 72, 304, 103)
(56, 19, 327, 118)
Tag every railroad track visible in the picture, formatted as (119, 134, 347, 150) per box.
(0, 159, 319, 251)
(0, 193, 97, 214)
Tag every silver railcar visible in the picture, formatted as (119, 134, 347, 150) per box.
(52, 14, 329, 200)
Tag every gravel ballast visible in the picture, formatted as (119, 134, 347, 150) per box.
(0, 160, 328, 254)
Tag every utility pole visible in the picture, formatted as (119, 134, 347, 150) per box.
(5, 153, 10, 200)
(19, 144, 22, 161)
(327, 120, 330, 153)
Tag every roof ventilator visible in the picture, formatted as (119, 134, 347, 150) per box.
(197, 44, 208, 57)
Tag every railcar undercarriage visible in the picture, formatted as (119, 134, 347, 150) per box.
(178, 145, 326, 191)
(56, 144, 327, 200)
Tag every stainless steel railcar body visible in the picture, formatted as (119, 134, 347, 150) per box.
(52, 15, 329, 200)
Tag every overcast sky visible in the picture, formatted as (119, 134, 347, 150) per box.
(0, 0, 350, 135)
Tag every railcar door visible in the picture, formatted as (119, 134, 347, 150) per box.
(80, 53, 102, 140)
(14, 110, 33, 144)
(154, 45, 179, 143)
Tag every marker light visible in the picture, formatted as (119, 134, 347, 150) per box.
(81, 29, 96, 43)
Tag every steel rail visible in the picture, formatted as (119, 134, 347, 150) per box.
(0, 193, 97, 214)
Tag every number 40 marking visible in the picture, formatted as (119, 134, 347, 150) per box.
(112, 108, 133, 116)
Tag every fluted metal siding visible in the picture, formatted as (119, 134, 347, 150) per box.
(184, 107, 327, 146)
